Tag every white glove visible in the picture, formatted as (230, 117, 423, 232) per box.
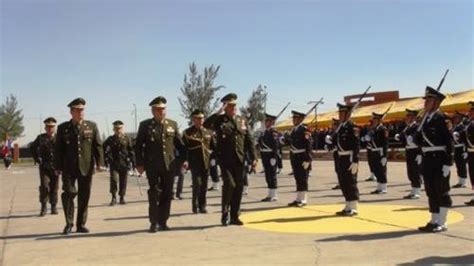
(210, 159, 216, 166)
(270, 158, 276, 166)
(406, 135, 414, 146)
(364, 135, 371, 142)
(324, 145, 329, 151)
(381, 157, 387, 166)
(453, 131, 460, 141)
(325, 135, 333, 145)
(463, 153, 468, 160)
(348, 162, 358, 175)
(415, 155, 422, 165)
(302, 161, 310, 170)
(394, 133, 400, 141)
(442, 165, 450, 178)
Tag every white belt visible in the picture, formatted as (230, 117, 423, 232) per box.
(421, 146, 446, 153)
(368, 147, 383, 152)
(406, 146, 418, 150)
(290, 149, 306, 154)
(337, 151, 353, 156)
(454, 144, 465, 148)
(468, 148, 474, 153)
(260, 148, 273, 153)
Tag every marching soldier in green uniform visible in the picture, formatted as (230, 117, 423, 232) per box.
(55, 98, 104, 234)
(135, 96, 187, 233)
(103, 120, 135, 206)
(183, 109, 215, 214)
(31, 117, 59, 216)
(203, 93, 257, 226)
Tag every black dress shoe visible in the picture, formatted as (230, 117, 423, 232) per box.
(452, 183, 466, 188)
(418, 222, 436, 232)
(119, 197, 126, 205)
(149, 224, 157, 233)
(62, 225, 73, 235)
(76, 226, 90, 233)
(221, 213, 230, 226)
(261, 197, 272, 202)
(288, 200, 299, 207)
(208, 187, 215, 191)
(230, 218, 244, 226)
(465, 199, 474, 206)
(192, 206, 198, 214)
(51, 205, 58, 215)
(199, 208, 208, 214)
(336, 209, 358, 217)
(370, 189, 387, 195)
(331, 185, 340, 190)
(428, 224, 447, 233)
(158, 225, 171, 231)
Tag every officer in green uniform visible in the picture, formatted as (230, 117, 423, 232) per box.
(183, 109, 215, 214)
(203, 93, 257, 226)
(54, 98, 104, 235)
(135, 96, 187, 233)
(31, 117, 59, 216)
(103, 120, 135, 206)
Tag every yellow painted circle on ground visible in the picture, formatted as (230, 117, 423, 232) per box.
(240, 205, 464, 234)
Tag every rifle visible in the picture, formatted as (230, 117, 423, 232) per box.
(296, 98, 323, 127)
(417, 69, 449, 132)
(275, 102, 291, 121)
(335, 85, 371, 132)
(380, 103, 394, 121)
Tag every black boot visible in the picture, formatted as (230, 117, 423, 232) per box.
(119, 196, 126, 205)
(221, 212, 229, 226)
(110, 195, 117, 206)
(39, 203, 47, 217)
(62, 224, 73, 235)
(51, 204, 58, 215)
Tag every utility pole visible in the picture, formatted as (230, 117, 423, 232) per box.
(133, 104, 138, 133)
(307, 98, 324, 130)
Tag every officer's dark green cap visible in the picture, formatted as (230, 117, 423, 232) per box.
(405, 108, 419, 116)
(265, 113, 277, 120)
(113, 120, 124, 128)
(149, 96, 167, 108)
(67, 97, 86, 109)
(337, 103, 353, 112)
(423, 86, 446, 101)
(43, 117, 57, 126)
(191, 109, 205, 118)
(221, 93, 238, 105)
(291, 110, 306, 118)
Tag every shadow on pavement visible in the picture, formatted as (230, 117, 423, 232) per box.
(316, 230, 420, 242)
(398, 254, 474, 265)
(0, 213, 41, 220)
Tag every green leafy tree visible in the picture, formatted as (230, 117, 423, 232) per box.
(240, 85, 268, 130)
(0, 94, 24, 141)
(178, 62, 224, 123)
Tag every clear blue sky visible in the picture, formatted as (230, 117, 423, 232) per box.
(1, 0, 472, 145)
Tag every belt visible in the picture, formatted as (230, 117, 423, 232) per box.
(290, 149, 306, 154)
(421, 146, 446, 153)
(188, 145, 202, 151)
(260, 148, 273, 153)
(454, 144, 465, 148)
(368, 147, 383, 152)
(405, 145, 418, 150)
(337, 151, 353, 156)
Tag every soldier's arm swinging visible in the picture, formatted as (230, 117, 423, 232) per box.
(135, 122, 146, 175)
(92, 124, 104, 169)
